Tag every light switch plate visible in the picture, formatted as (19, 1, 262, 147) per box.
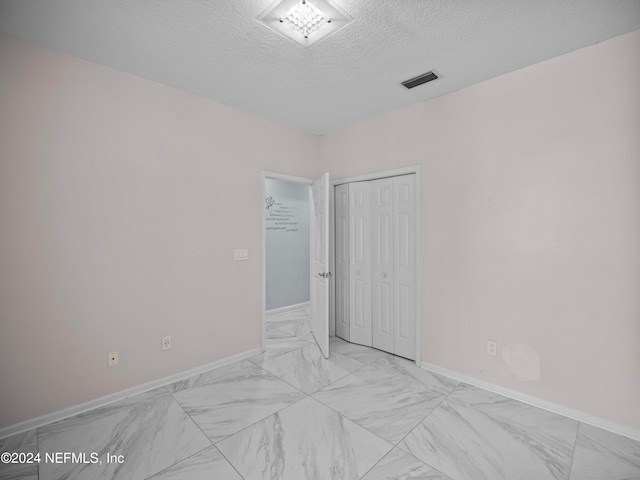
(234, 249, 249, 261)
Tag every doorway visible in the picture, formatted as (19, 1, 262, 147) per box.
(261, 171, 331, 359)
(264, 177, 311, 312)
(261, 172, 312, 350)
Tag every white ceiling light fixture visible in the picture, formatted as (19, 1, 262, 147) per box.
(257, 0, 353, 48)
(282, 1, 326, 39)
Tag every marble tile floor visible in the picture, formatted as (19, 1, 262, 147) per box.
(1, 309, 639, 480)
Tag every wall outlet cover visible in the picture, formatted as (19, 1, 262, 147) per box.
(108, 351, 119, 366)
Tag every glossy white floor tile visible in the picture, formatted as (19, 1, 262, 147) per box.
(267, 312, 313, 340)
(264, 325, 291, 339)
(266, 307, 310, 326)
(399, 384, 579, 480)
(1, 308, 638, 480)
(38, 388, 211, 480)
(313, 361, 446, 443)
(170, 364, 305, 443)
(164, 359, 255, 394)
(147, 446, 243, 480)
(265, 309, 313, 341)
(249, 329, 313, 363)
(257, 342, 364, 394)
(0, 429, 38, 480)
(373, 355, 459, 396)
(330, 336, 391, 364)
(361, 448, 453, 480)
(217, 396, 393, 480)
(568, 423, 640, 480)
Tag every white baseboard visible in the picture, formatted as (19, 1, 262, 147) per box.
(266, 302, 310, 318)
(0, 347, 262, 440)
(421, 361, 640, 443)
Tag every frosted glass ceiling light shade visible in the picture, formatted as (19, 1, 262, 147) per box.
(257, 0, 353, 48)
(283, 1, 327, 39)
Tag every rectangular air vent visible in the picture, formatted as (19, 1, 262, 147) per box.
(402, 71, 438, 89)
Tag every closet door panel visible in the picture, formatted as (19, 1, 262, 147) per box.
(353, 278, 366, 328)
(396, 212, 410, 267)
(393, 175, 417, 360)
(349, 182, 372, 346)
(395, 283, 411, 339)
(371, 178, 394, 353)
(335, 184, 350, 341)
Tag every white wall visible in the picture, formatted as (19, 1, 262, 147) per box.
(1, 29, 638, 434)
(0, 34, 321, 429)
(265, 179, 310, 310)
(321, 30, 640, 430)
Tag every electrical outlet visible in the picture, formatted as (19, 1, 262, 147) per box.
(162, 336, 172, 351)
(487, 341, 497, 356)
(108, 351, 119, 366)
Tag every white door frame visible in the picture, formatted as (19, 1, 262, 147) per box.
(261, 171, 314, 352)
(330, 165, 422, 365)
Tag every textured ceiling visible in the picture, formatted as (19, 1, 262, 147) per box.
(1, 0, 639, 134)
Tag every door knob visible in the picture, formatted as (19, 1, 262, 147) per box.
(356, 270, 360, 275)
(382, 273, 387, 278)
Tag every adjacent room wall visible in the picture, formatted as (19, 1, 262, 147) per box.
(321, 30, 640, 430)
(265, 179, 310, 311)
(0, 34, 321, 429)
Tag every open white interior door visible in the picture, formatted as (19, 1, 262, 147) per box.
(310, 172, 330, 358)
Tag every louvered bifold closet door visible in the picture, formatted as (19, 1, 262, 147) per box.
(371, 178, 395, 354)
(335, 184, 350, 341)
(392, 175, 417, 360)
